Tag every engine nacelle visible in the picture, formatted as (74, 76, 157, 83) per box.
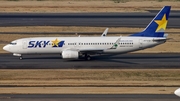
(62, 50, 79, 59)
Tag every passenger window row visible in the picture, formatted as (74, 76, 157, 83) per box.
(67, 43, 133, 45)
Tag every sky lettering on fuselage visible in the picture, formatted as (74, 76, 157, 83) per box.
(28, 41, 50, 48)
(28, 40, 65, 48)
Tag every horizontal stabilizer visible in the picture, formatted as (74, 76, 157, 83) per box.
(153, 38, 166, 41)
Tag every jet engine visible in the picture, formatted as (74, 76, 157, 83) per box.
(62, 50, 79, 59)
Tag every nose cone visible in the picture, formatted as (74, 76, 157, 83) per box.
(3, 45, 9, 52)
(174, 88, 180, 97)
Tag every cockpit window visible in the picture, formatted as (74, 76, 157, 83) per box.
(10, 41, 17, 45)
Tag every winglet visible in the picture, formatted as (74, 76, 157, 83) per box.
(101, 28, 109, 37)
(109, 37, 121, 49)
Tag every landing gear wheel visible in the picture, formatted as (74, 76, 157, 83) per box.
(85, 54, 91, 60)
(19, 56, 23, 60)
(86, 55, 91, 60)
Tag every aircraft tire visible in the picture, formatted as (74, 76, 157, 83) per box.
(19, 56, 23, 60)
(85, 55, 91, 60)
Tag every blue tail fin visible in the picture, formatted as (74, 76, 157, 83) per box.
(130, 6, 171, 37)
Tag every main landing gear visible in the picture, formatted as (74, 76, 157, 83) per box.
(19, 56, 23, 60)
(84, 54, 91, 60)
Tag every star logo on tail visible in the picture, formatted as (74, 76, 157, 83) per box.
(154, 14, 168, 32)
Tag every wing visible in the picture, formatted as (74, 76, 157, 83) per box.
(62, 37, 121, 55)
(109, 37, 121, 49)
(79, 37, 121, 54)
(79, 48, 104, 54)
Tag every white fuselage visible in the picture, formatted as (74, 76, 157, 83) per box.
(3, 36, 166, 55)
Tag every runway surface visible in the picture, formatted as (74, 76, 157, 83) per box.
(0, 12, 179, 28)
(0, 94, 179, 101)
(0, 53, 180, 69)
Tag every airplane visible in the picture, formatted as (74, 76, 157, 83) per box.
(3, 6, 171, 60)
(175, 88, 180, 97)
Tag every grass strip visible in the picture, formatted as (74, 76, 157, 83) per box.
(0, 69, 180, 87)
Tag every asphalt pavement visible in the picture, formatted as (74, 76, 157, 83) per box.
(0, 94, 179, 101)
(0, 12, 179, 28)
(0, 53, 180, 69)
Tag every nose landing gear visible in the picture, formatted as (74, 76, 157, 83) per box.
(13, 53, 23, 60)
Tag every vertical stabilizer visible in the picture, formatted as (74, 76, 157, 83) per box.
(131, 6, 171, 37)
